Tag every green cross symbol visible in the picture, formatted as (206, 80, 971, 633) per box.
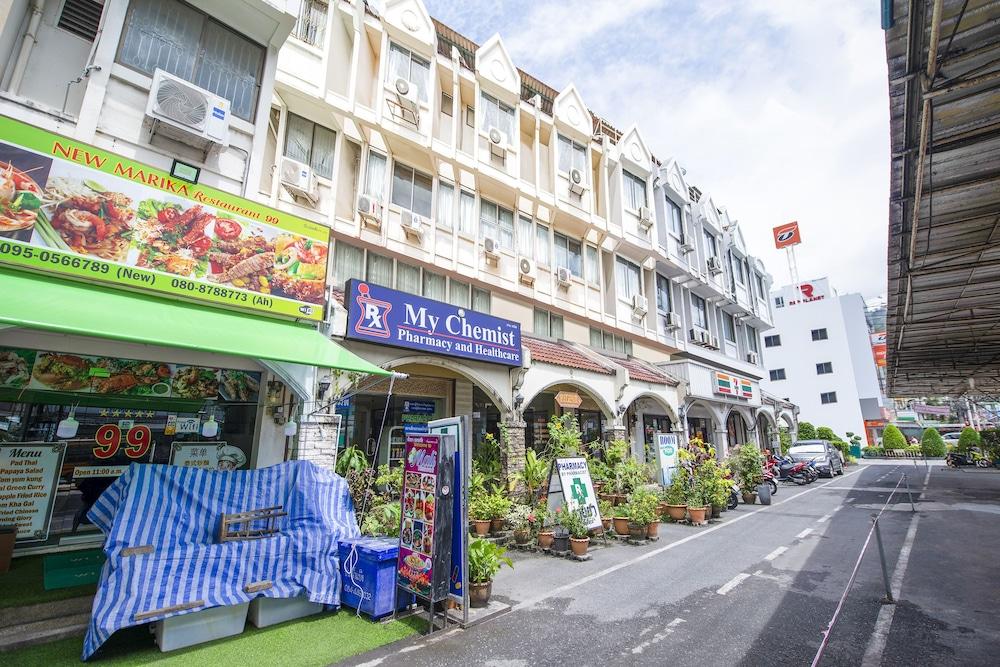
(570, 478, 588, 504)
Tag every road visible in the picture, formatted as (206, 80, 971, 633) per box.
(345, 462, 1000, 666)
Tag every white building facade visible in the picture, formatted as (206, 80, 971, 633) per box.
(761, 278, 883, 441)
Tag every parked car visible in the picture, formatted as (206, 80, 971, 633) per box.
(942, 432, 962, 445)
(789, 440, 844, 478)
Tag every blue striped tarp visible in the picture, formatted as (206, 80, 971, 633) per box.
(82, 461, 359, 660)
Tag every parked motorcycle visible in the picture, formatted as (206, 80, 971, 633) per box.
(769, 457, 810, 485)
(946, 450, 994, 468)
(762, 467, 779, 495)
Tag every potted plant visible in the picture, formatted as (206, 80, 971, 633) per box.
(696, 458, 731, 519)
(686, 482, 708, 524)
(507, 504, 534, 545)
(626, 488, 659, 539)
(468, 537, 513, 607)
(559, 504, 591, 556)
(488, 492, 512, 534)
(733, 444, 764, 505)
(598, 498, 614, 532)
(470, 493, 492, 536)
(612, 505, 631, 536)
(663, 472, 688, 521)
(550, 506, 571, 552)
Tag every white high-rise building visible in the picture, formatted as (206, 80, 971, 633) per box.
(760, 278, 883, 440)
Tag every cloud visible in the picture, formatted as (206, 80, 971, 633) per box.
(425, 0, 890, 298)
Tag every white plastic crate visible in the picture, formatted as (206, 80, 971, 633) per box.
(248, 595, 323, 628)
(154, 602, 249, 652)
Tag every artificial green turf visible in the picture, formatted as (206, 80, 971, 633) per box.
(0, 555, 97, 609)
(5, 610, 423, 666)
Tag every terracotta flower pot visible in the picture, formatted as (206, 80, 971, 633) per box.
(741, 491, 757, 505)
(688, 506, 708, 523)
(469, 580, 492, 608)
(613, 516, 631, 536)
(601, 517, 613, 531)
(473, 519, 491, 536)
(666, 504, 687, 521)
(513, 528, 531, 545)
(657, 501, 669, 516)
(569, 537, 590, 556)
(537, 530, 555, 549)
(646, 521, 659, 538)
(628, 522, 647, 540)
(490, 518, 504, 534)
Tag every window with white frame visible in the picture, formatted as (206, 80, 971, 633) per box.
(118, 0, 265, 120)
(436, 182, 454, 228)
(774, 296, 785, 309)
(387, 42, 430, 102)
(623, 170, 647, 210)
(390, 162, 433, 217)
(294, 0, 327, 46)
(333, 242, 364, 287)
(366, 253, 393, 287)
(554, 233, 582, 277)
(585, 245, 600, 285)
(517, 215, 533, 258)
(459, 190, 476, 234)
(755, 273, 766, 299)
(703, 230, 719, 258)
(479, 92, 515, 140)
(666, 198, 683, 238)
(449, 279, 471, 308)
(479, 199, 514, 249)
(811, 328, 829, 341)
(535, 224, 550, 264)
(691, 293, 708, 330)
(557, 134, 587, 175)
(590, 327, 633, 355)
(534, 309, 564, 338)
(364, 151, 387, 199)
(723, 313, 736, 343)
(440, 91, 453, 116)
(615, 257, 641, 300)
(656, 274, 672, 312)
(396, 262, 421, 294)
(472, 287, 491, 313)
(423, 272, 446, 301)
(284, 113, 336, 179)
(731, 252, 746, 285)
(746, 325, 759, 353)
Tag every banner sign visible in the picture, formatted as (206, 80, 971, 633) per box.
(0, 115, 329, 321)
(398, 435, 442, 599)
(714, 371, 753, 399)
(0, 442, 66, 542)
(773, 221, 802, 249)
(656, 433, 679, 486)
(870, 332, 887, 368)
(345, 280, 522, 366)
(546, 457, 602, 531)
(428, 416, 468, 606)
(168, 442, 247, 470)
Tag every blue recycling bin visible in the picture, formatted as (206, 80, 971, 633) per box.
(338, 537, 414, 619)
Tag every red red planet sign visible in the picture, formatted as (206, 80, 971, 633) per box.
(773, 222, 802, 249)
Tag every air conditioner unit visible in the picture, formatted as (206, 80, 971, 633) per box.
(710, 336, 720, 349)
(747, 351, 759, 365)
(699, 330, 711, 345)
(488, 126, 508, 159)
(400, 209, 424, 241)
(664, 311, 680, 330)
(679, 238, 695, 253)
(637, 206, 652, 231)
(279, 157, 319, 204)
(569, 168, 586, 196)
(483, 236, 500, 263)
(146, 69, 230, 149)
(707, 256, 723, 274)
(518, 256, 536, 285)
(358, 193, 383, 229)
(632, 293, 648, 315)
(556, 266, 573, 287)
(393, 77, 419, 119)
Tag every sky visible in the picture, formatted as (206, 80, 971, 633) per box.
(422, 0, 891, 298)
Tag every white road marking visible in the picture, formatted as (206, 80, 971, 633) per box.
(716, 573, 752, 595)
(764, 546, 788, 561)
(831, 505, 842, 513)
(399, 645, 424, 653)
(355, 659, 386, 667)
(861, 514, 922, 666)
(630, 617, 686, 654)
(817, 513, 833, 523)
(512, 468, 863, 612)
(796, 528, 813, 539)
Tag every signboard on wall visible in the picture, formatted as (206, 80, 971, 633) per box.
(714, 371, 753, 399)
(169, 442, 247, 470)
(870, 332, 887, 368)
(787, 278, 829, 306)
(0, 114, 329, 321)
(344, 280, 522, 366)
(773, 221, 802, 249)
(554, 391, 583, 409)
(0, 442, 66, 542)
(546, 457, 602, 531)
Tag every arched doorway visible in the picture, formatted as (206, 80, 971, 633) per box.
(756, 412, 776, 452)
(687, 401, 719, 447)
(726, 411, 749, 451)
(521, 381, 614, 455)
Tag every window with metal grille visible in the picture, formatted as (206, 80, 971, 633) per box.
(58, 0, 103, 41)
(769, 369, 786, 381)
(117, 0, 265, 121)
(294, 0, 327, 46)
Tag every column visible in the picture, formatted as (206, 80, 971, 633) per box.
(502, 417, 526, 496)
(715, 427, 730, 460)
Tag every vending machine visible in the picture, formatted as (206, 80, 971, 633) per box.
(396, 433, 456, 607)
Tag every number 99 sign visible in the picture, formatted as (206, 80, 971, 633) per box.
(92, 424, 153, 460)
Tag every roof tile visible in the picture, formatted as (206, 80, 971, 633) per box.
(523, 336, 614, 374)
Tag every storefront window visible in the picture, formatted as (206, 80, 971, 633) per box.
(688, 416, 713, 444)
(726, 412, 748, 450)
(643, 414, 673, 462)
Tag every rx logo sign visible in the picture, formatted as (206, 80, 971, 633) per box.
(570, 477, 589, 505)
(353, 283, 392, 338)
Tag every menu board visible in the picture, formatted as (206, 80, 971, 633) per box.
(0, 442, 66, 542)
(0, 345, 260, 402)
(398, 435, 440, 599)
(169, 442, 248, 470)
(0, 115, 329, 320)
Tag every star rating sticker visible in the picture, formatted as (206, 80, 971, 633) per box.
(99, 410, 109, 417)
(111, 409, 121, 417)
(123, 410, 133, 418)
(146, 411, 155, 418)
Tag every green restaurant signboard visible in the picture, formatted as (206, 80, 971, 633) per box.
(0, 115, 329, 321)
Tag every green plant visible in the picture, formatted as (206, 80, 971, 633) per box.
(361, 502, 401, 537)
(881, 424, 907, 450)
(626, 487, 659, 526)
(516, 450, 550, 502)
(685, 479, 707, 508)
(696, 458, 732, 508)
(604, 439, 630, 469)
(664, 472, 688, 505)
(507, 503, 534, 531)
(598, 498, 613, 518)
(732, 444, 765, 489)
(779, 428, 792, 455)
(468, 538, 513, 583)
(797, 422, 817, 440)
(487, 492, 513, 520)
(469, 493, 492, 521)
(958, 426, 981, 453)
(980, 429, 1000, 460)
(556, 504, 589, 538)
(920, 428, 946, 457)
(546, 413, 583, 458)
(816, 426, 838, 441)
(374, 464, 402, 500)
(336, 445, 368, 476)
(612, 456, 649, 495)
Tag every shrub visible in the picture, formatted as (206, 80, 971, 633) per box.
(920, 428, 946, 457)
(733, 443, 764, 489)
(958, 427, 981, 452)
(779, 428, 791, 455)
(468, 538, 513, 584)
(816, 426, 838, 441)
(626, 487, 660, 525)
(664, 472, 688, 505)
(556, 504, 589, 538)
(798, 422, 817, 440)
(882, 425, 907, 450)
(981, 429, 1000, 460)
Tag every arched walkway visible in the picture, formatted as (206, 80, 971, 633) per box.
(624, 391, 680, 462)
